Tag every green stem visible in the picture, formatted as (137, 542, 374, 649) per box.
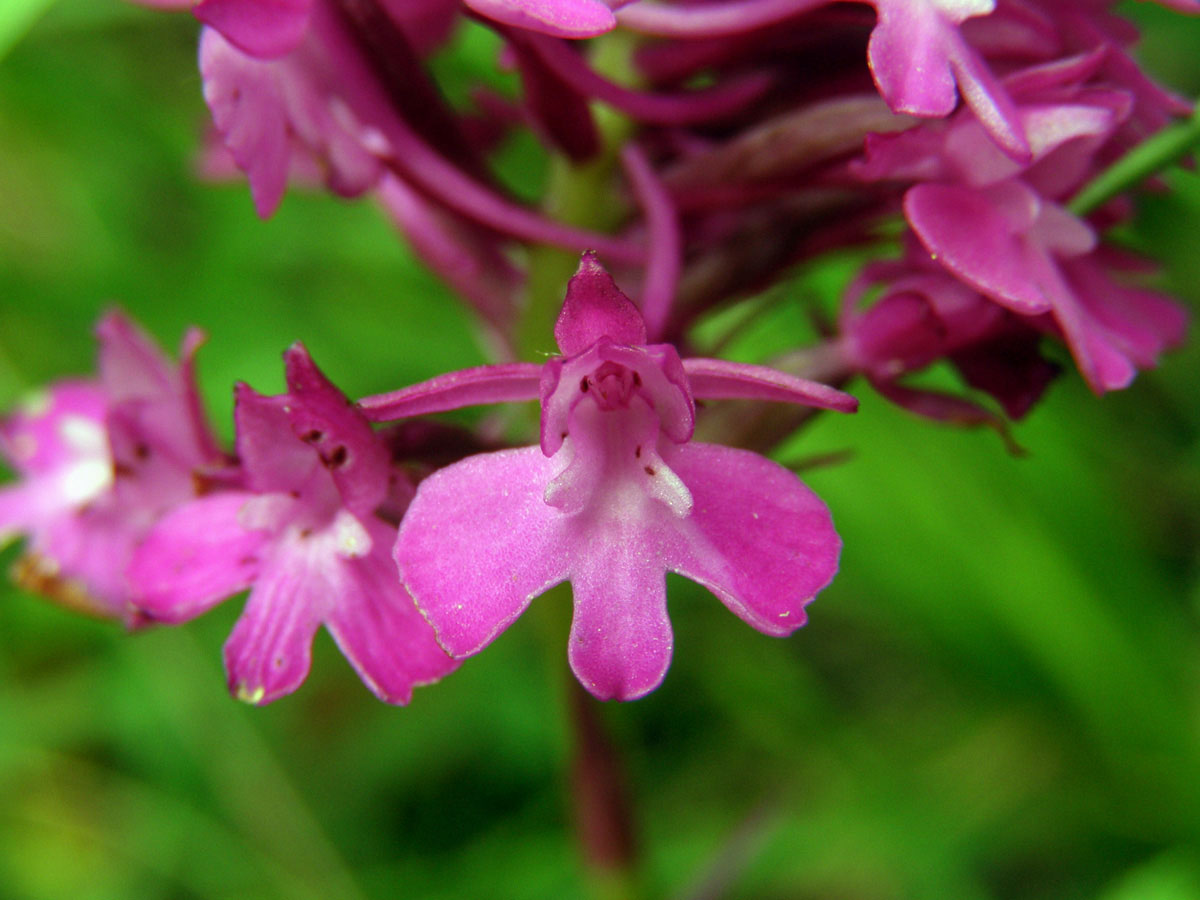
(1069, 99, 1200, 217)
(517, 34, 645, 900)
(531, 587, 642, 900)
(515, 33, 639, 361)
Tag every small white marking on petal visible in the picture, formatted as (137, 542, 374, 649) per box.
(58, 415, 107, 456)
(331, 510, 372, 558)
(61, 459, 113, 505)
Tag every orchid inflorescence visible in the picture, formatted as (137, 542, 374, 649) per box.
(0, 0, 1193, 705)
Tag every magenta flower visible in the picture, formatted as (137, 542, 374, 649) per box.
(838, 251, 1059, 436)
(200, 27, 386, 218)
(190, 0, 613, 66)
(614, 0, 1027, 158)
(194, 0, 314, 59)
(129, 344, 457, 705)
(464, 0, 617, 37)
(361, 255, 856, 701)
(0, 313, 223, 622)
(853, 50, 1188, 394)
(905, 178, 1186, 392)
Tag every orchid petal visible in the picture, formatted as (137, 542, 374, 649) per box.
(567, 526, 674, 701)
(395, 447, 570, 657)
(1, 383, 108, 482)
(283, 343, 390, 517)
(324, 520, 458, 705)
(554, 252, 648, 355)
(868, 0, 960, 119)
(200, 28, 292, 218)
(15, 512, 136, 621)
(95, 311, 177, 405)
(683, 358, 857, 412)
(358, 363, 543, 422)
(223, 545, 323, 704)
(945, 27, 1030, 161)
(869, 0, 1029, 161)
(0, 483, 34, 545)
(905, 182, 1054, 314)
(464, 0, 616, 38)
(179, 327, 224, 462)
(1063, 259, 1188, 367)
(195, 0, 312, 60)
(665, 442, 839, 636)
(129, 492, 266, 623)
(234, 383, 320, 495)
(1049, 288, 1138, 394)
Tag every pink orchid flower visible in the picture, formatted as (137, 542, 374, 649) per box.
(361, 254, 857, 701)
(905, 178, 1187, 392)
(129, 344, 457, 705)
(0, 313, 223, 623)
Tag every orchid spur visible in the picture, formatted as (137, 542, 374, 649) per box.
(361, 254, 857, 701)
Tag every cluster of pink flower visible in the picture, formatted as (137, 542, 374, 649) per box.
(0, 265, 853, 703)
(1, 0, 1193, 703)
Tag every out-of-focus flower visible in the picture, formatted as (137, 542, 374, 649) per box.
(839, 251, 1060, 433)
(363, 255, 856, 700)
(129, 345, 457, 705)
(853, 48, 1188, 394)
(200, 26, 387, 218)
(905, 178, 1186, 392)
(0, 313, 224, 623)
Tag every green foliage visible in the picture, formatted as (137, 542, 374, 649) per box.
(0, 0, 56, 63)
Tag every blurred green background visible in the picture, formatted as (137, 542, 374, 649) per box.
(1, 2, 1199, 898)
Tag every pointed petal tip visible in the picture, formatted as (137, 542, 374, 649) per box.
(251, 187, 283, 220)
(181, 326, 209, 358)
(94, 308, 134, 339)
(233, 380, 263, 413)
(555, 253, 648, 355)
(282, 341, 327, 393)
